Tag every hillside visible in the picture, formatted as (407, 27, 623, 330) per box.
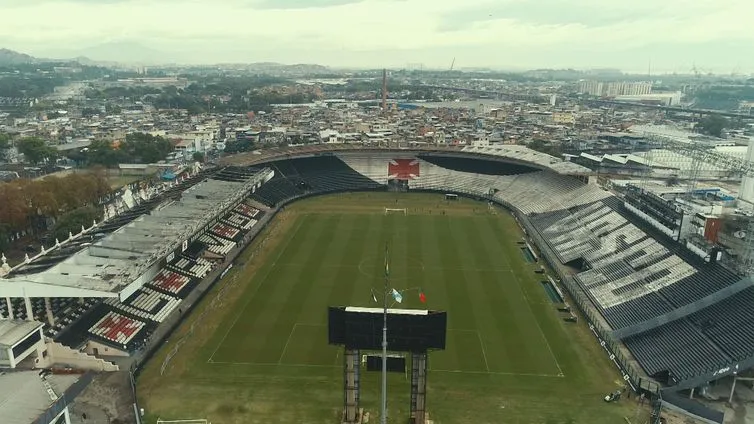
(0, 48, 37, 65)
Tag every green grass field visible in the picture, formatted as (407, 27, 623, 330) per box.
(137, 193, 642, 424)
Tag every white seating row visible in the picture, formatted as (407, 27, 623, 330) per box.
(200, 234, 235, 255)
(88, 311, 146, 346)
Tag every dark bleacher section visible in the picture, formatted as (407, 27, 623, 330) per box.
(688, 287, 754, 362)
(0, 298, 100, 339)
(251, 176, 304, 207)
(419, 155, 539, 176)
(252, 156, 383, 207)
(213, 166, 259, 182)
(623, 185, 683, 233)
(624, 319, 729, 384)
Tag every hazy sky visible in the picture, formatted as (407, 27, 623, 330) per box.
(3, 0, 753, 72)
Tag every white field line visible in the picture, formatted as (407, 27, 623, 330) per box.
(207, 218, 305, 363)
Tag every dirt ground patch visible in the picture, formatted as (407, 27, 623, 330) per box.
(69, 371, 135, 424)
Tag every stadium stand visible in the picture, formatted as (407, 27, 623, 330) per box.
(528, 195, 747, 388)
(0, 165, 273, 359)
(88, 311, 149, 351)
(251, 156, 383, 207)
(1, 145, 749, 422)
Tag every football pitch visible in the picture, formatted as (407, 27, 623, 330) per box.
(137, 193, 640, 424)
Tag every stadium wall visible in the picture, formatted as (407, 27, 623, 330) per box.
(39, 341, 120, 371)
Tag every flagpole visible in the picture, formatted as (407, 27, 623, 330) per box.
(381, 245, 389, 424)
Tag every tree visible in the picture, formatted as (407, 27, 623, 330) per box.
(0, 171, 109, 237)
(52, 206, 102, 241)
(192, 152, 205, 162)
(0, 224, 9, 253)
(696, 114, 728, 138)
(87, 139, 127, 168)
(17, 137, 58, 165)
(0, 133, 10, 161)
(121, 133, 174, 163)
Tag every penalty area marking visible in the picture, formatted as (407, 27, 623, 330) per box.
(208, 361, 339, 369)
(429, 369, 564, 378)
(477, 331, 491, 372)
(278, 323, 328, 364)
(208, 325, 561, 378)
(205, 361, 562, 378)
(207, 218, 305, 364)
(498, 258, 565, 378)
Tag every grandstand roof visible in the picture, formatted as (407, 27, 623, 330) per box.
(0, 169, 271, 299)
(219, 143, 593, 175)
(0, 371, 80, 424)
(460, 145, 592, 174)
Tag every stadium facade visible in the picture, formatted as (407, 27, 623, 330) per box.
(0, 143, 749, 423)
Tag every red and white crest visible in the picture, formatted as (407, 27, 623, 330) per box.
(388, 159, 420, 180)
(95, 313, 144, 343)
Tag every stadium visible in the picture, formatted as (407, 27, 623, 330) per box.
(0, 143, 750, 423)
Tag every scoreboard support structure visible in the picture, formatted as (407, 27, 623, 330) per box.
(343, 348, 361, 424)
(410, 352, 428, 423)
(328, 306, 447, 424)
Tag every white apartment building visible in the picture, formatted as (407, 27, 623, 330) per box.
(579, 81, 652, 97)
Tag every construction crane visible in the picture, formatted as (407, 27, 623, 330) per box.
(449, 57, 455, 71)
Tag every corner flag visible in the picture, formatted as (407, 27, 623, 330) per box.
(419, 290, 427, 303)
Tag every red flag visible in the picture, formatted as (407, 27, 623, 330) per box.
(419, 291, 427, 303)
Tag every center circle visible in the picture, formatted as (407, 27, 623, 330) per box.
(357, 255, 425, 282)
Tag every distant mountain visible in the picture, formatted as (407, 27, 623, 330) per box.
(45, 41, 170, 65)
(0, 48, 38, 65)
(0, 48, 113, 67)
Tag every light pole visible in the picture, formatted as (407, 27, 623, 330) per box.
(381, 258, 388, 424)
(376, 244, 425, 424)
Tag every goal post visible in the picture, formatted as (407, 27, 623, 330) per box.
(384, 208, 407, 215)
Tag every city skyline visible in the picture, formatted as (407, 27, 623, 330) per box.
(2, 0, 754, 73)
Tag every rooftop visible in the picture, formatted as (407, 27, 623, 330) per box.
(0, 320, 43, 348)
(0, 371, 81, 424)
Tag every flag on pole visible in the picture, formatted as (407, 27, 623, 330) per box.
(371, 289, 378, 304)
(419, 290, 427, 303)
(391, 288, 403, 303)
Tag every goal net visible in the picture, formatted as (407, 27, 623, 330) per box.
(384, 208, 407, 215)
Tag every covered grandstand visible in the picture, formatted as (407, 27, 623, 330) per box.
(0, 166, 273, 356)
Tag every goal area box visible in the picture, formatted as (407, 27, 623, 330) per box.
(327, 306, 447, 352)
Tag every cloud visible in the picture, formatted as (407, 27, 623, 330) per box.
(437, 0, 729, 31)
(252, 0, 365, 9)
(1, 0, 753, 72)
(438, 1, 644, 31)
